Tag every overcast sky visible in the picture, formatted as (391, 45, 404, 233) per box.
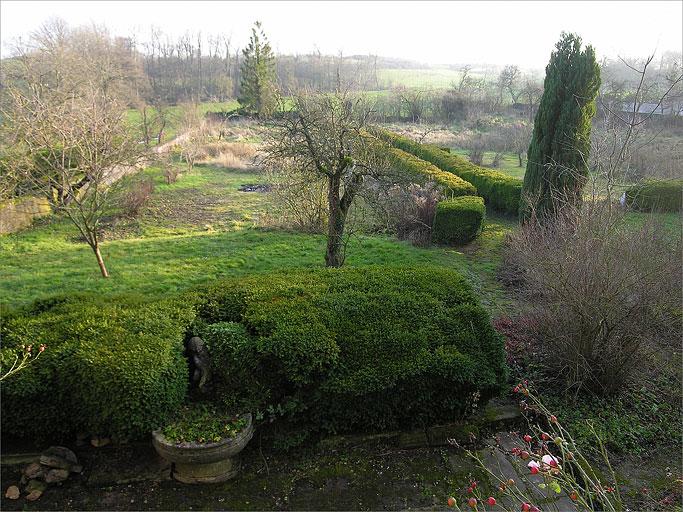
(1, 1, 681, 68)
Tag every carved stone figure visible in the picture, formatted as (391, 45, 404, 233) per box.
(187, 337, 211, 391)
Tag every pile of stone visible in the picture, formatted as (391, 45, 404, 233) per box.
(5, 446, 81, 502)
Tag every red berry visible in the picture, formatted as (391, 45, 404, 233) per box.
(468, 497, 477, 508)
(550, 415, 558, 423)
(520, 450, 530, 460)
(470, 481, 477, 489)
(523, 434, 532, 443)
(541, 432, 550, 441)
(487, 497, 496, 506)
(569, 492, 578, 501)
(513, 386, 520, 393)
(447, 497, 456, 507)
(530, 466, 539, 475)
(521, 504, 531, 512)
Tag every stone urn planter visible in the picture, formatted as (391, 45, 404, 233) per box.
(152, 413, 253, 484)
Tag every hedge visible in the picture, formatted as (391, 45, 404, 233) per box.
(1, 266, 508, 441)
(624, 179, 683, 212)
(432, 196, 486, 245)
(386, 147, 477, 197)
(1, 294, 194, 441)
(374, 127, 523, 215)
(188, 266, 507, 434)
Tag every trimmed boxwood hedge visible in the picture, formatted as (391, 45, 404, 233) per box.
(374, 127, 522, 215)
(188, 266, 507, 434)
(1, 295, 194, 441)
(1, 266, 507, 441)
(386, 147, 477, 197)
(432, 196, 486, 245)
(625, 179, 683, 212)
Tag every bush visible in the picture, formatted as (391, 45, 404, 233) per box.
(386, 147, 476, 197)
(382, 182, 441, 246)
(1, 295, 194, 441)
(187, 266, 507, 434)
(503, 200, 681, 395)
(625, 179, 683, 212)
(374, 127, 522, 215)
(432, 196, 486, 245)
(121, 177, 155, 217)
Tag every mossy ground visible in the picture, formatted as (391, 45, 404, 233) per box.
(0, 440, 488, 511)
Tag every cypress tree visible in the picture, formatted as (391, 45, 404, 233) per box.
(520, 32, 601, 220)
(239, 21, 276, 117)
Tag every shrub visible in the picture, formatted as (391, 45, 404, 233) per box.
(121, 177, 155, 217)
(187, 266, 507, 434)
(1, 295, 194, 441)
(373, 127, 522, 215)
(432, 196, 486, 245)
(382, 182, 441, 246)
(385, 147, 476, 197)
(503, 200, 681, 395)
(624, 179, 683, 212)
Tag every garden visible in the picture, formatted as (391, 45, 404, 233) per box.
(0, 14, 682, 512)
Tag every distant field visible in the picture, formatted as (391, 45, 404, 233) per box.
(377, 68, 466, 89)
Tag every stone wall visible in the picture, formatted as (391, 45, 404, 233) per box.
(0, 197, 51, 235)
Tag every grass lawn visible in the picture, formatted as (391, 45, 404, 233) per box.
(125, 100, 240, 145)
(451, 148, 526, 179)
(0, 163, 516, 312)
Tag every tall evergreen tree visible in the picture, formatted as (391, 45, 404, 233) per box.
(239, 21, 276, 117)
(520, 32, 601, 220)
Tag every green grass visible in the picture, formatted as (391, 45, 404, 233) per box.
(451, 149, 526, 179)
(0, 163, 514, 310)
(125, 100, 240, 145)
(377, 68, 474, 89)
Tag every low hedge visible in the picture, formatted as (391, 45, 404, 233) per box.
(625, 179, 683, 212)
(432, 196, 486, 245)
(386, 147, 477, 197)
(1, 295, 194, 441)
(188, 266, 507, 434)
(1, 266, 507, 441)
(374, 127, 522, 215)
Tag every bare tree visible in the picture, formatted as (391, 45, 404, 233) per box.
(590, 52, 683, 204)
(396, 86, 430, 123)
(263, 89, 386, 267)
(497, 65, 522, 104)
(0, 21, 143, 277)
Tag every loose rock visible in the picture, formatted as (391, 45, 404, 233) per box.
(5, 486, 20, 500)
(25, 489, 43, 501)
(25, 479, 47, 493)
(40, 446, 78, 470)
(45, 468, 70, 484)
(23, 462, 44, 480)
(91, 437, 111, 448)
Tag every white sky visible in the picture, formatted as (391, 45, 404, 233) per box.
(1, 1, 681, 69)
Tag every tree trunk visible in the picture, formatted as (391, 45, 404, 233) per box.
(325, 175, 346, 268)
(518, 152, 523, 167)
(93, 244, 109, 278)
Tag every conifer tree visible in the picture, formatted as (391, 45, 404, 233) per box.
(239, 21, 276, 117)
(520, 32, 601, 220)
